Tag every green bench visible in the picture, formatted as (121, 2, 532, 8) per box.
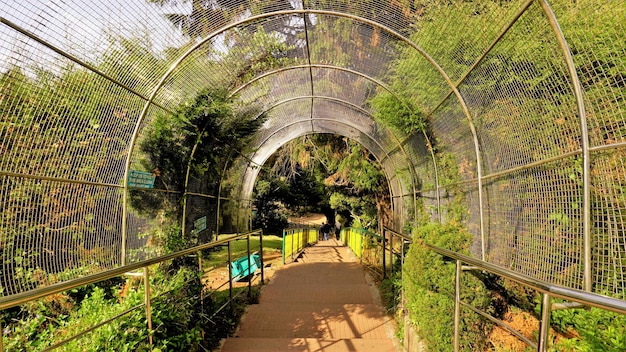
(229, 253, 261, 281)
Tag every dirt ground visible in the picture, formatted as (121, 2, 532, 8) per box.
(489, 310, 539, 351)
(288, 212, 327, 226)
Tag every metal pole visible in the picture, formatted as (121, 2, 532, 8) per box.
(199, 251, 204, 316)
(538, 293, 552, 351)
(401, 239, 406, 313)
(1, 318, 4, 352)
(360, 229, 363, 264)
(537, 0, 591, 293)
(227, 242, 233, 315)
(247, 234, 252, 297)
(454, 260, 461, 352)
(143, 267, 153, 346)
(389, 233, 393, 277)
(382, 230, 387, 279)
(215, 157, 232, 238)
(282, 229, 286, 264)
(259, 230, 265, 285)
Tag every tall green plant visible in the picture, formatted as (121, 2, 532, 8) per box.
(403, 223, 492, 351)
(133, 87, 266, 246)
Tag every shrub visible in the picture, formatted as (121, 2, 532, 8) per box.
(403, 223, 492, 351)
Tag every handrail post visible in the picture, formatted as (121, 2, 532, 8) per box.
(382, 230, 387, 279)
(390, 232, 394, 277)
(454, 260, 461, 352)
(282, 229, 286, 264)
(143, 266, 153, 346)
(247, 234, 252, 298)
(259, 230, 265, 285)
(227, 241, 233, 315)
(360, 228, 363, 263)
(539, 293, 551, 351)
(198, 250, 204, 315)
(1, 317, 4, 352)
(401, 237, 406, 314)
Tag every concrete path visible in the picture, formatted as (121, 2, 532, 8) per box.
(220, 239, 398, 352)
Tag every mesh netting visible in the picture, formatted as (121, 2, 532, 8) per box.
(0, 0, 625, 303)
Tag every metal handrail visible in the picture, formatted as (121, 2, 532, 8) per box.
(0, 229, 264, 310)
(382, 226, 626, 351)
(1, 229, 265, 351)
(424, 244, 626, 315)
(380, 225, 626, 315)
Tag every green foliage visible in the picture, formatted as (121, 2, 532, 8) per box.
(2, 264, 253, 351)
(133, 86, 265, 244)
(549, 305, 626, 352)
(369, 91, 426, 135)
(254, 134, 389, 231)
(403, 223, 492, 351)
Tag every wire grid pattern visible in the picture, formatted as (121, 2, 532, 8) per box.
(311, 67, 377, 107)
(402, 133, 438, 191)
(549, 0, 626, 148)
(429, 96, 479, 183)
(304, 0, 415, 36)
(153, 15, 310, 108)
(411, 0, 532, 86)
(462, 4, 582, 174)
(485, 160, 584, 289)
(236, 68, 312, 111)
(383, 40, 452, 117)
(306, 14, 393, 80)
(384, 147, 415, 196)
(312, 99, 396, 150)
(0, 0, 624, 304)
(590, 150, 626, 298)
(0, 176, 122, 296)
(251, 99, 313, 149)
(0, 32, 142, 185)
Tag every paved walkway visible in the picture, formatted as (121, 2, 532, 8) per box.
(220, 239, 398, 352)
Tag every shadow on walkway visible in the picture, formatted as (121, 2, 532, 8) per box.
(220, 240, 398, 351)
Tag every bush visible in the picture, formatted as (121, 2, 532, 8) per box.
(403, 223, 492, 351)
(549, 304, 626, 351)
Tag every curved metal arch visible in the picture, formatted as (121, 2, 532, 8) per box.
(537, 0, 591, 291)
(245, 95, 395, 163)
(246, 117, 393, 180)
(122, 9, 483, 256)
(232, 63, 441, 221)
(237, 95, 415, 231)
(230, 64, 392, 97)
(238, 117, 401, 223)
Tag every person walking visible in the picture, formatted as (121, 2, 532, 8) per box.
(321, 222, 331, 241)
(334, 220, 341, 240)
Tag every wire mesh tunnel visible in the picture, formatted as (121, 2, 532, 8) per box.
(0, 0, 625, 308)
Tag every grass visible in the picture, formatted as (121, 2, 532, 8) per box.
(202, 234, 283, 269)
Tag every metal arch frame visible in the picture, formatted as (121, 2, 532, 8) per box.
(0, 17, 173, 114)
(238, 95, 401, 192)
(240, 117, 396, 194)
(537, 0, 591, 292)
(230, 63, 442, 218)
(232, 64, 391, 98)
(122, 9, 483, 263)
(237, 110, 401, 229)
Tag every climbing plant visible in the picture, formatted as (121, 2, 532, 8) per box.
(132, 87, 266, 248)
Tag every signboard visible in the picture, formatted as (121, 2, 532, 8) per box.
(194, 216, 207, 233)
(128, 170, 155, 189)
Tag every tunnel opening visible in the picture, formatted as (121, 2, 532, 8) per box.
(250, 133, 393, 237)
